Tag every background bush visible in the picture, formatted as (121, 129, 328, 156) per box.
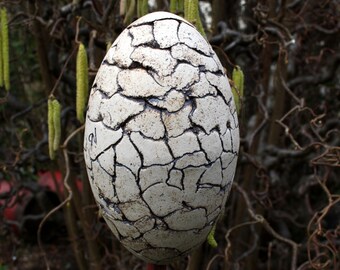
(0, 1, 339, 269)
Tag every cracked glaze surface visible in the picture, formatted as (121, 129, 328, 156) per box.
(84, 11, 239, 264)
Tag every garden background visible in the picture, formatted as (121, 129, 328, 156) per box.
(0, 0, 339, 269)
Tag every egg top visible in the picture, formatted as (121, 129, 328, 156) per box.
(84, 11, 239, 264)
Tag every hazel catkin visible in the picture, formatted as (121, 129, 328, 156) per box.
(207, 224, 218, 248)
(232, 65, 244, 114)
(52, 99, 61, 152)
(76, 42, 89, 123)
(1, 8, 9, 91)
(184, 0, 205, 38)
(48, 98, 55, 160)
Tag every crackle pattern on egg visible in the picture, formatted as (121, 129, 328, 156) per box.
(84, 12, 239, 264)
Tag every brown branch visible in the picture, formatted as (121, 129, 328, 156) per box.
(37, 126, 85, 270)
(28, 0, 54, 94)
(233, 183, 300, 270)
(50, 47, 78, 97)
(225, 220, 260, 262)
(206, 254, 224, 270)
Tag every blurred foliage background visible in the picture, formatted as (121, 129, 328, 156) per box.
(0, 0, 339, 269)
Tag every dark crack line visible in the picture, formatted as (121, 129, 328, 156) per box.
(115, 161, 137, 179)
(160, 112, 176, 159)
(128, 132, 145, 177)
(90, 136, 122, 162)
(90, 86, 114, 102)
(140, 181, 164, 195)
(221, 151, 237, 170)
(165, 167, 184, 191)
(173, 149, 207, 164)
(170, 42, 215, 65)
(97, 147, 115, 176)
(205, 78, 232, 106)
(128, 17, 183, 30)
(197, 183, 224, 190)
(148, 61, 200, 88)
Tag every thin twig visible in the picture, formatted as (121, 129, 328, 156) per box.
(75, 16, 82, 44)
(37, 125, 84, 269)
(206, 254, 224, 270)
(50, 47, 78, 96)
(233, 183, 300, 270)
(224, 220, 260, 262)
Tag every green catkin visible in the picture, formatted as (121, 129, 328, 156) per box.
(48, 98, 55, 160)
(142, 0, 148, 17)
(178, 0, 184, 14)
(106, 41, 112, 52)
(169, 0, 177, 13)
(184, 0, 189, 16)
(143, 0, 148, 15)
(137, 0, 148, 17)
(76, 42, 88, 123)
(0, 14, 3, 88)
(207, 223, 218, 248)
(137, 0, 141, 18)
(124, 0, 136, 25)
(184, 0, 193, 21)
(231, 66, 244, 114)
(170, 0, 184, 15)
(52, 99, 61, 152)
(1, 8, 9, 91)
(184, 0, 206, 38)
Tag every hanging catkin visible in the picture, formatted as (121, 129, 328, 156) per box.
(124, 0, 136, 25)
(137, 0, 148, 17)
(76, 42, 88, 123)
(170, 0, 184, 14)
(232, 66, 244, 114)
(184, 0, 205, 38)
(184, 0, 189, 16)
(207, 223, 218, 248)
(52, 99, 61, 152)
(169, 0, 178, 13)
(48, 98, 55, 160)
(178, 0, 184, 13)
(1, 8, 9, 91)
(0, 13, 3, 88)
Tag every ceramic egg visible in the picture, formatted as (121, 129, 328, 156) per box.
(84, 11, 239, 264)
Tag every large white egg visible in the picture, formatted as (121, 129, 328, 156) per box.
(84, 11, 239, 264)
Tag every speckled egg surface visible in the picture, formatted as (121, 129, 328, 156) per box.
(84, 11, 239, 264)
